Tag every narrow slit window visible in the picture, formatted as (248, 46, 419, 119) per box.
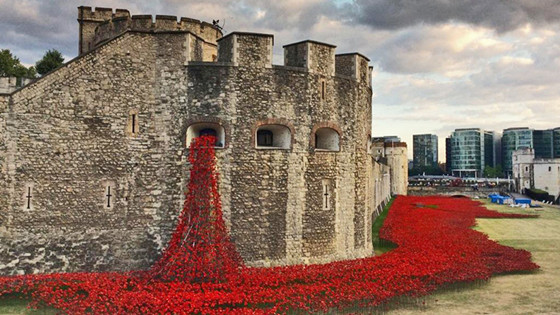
(106, 186, 112, 208)
(127, 110, 139, 136)
(321, 81, 325, 99)
(26, 186, 32, 210)
(322, 180, 331, 210)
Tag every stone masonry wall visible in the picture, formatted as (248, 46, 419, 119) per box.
(0, 29, 374, 273)
(0, 32, 190, 274)
(184, 53, 372, 266)
(385, 144, 408, 195)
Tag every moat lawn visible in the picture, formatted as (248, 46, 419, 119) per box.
(1, 198, 558, 314)
(377, 199, 560, 315)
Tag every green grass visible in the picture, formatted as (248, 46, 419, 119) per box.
(372, 197, 398, 255)
(0, 293, 57, 315)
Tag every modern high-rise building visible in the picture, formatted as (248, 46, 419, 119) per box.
(533, 129, 554, 159)
(447, 128, 496, 177)
(554, 128, 560, 158)
(502, 128, 534, 175)
(412, 134, 438, 168)
(445, 137, 452, 173)
(502, 127, 560, 175)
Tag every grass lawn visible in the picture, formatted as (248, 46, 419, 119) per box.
(383, 198, 560, 315)
(372, 197, 398, 255)
(0, 293, 56, 315)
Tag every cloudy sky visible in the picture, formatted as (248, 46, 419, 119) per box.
(2, 0, 560, 160)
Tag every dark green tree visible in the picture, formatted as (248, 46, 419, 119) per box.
(35, 49, 64, 75)
(483, 165, 504, 178)
(410, 164, 444, 176)
(0, 49, 35, 78)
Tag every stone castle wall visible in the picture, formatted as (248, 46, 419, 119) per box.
(78, 6, 222, 56)
(0, 22, 375, 274)
(0, 77, 33, 94)
(385, 143, 408, 195)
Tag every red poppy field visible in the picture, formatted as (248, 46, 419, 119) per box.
(0, 137, 539, 314)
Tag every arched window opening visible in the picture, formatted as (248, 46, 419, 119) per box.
(314, 127, 340, 151)
(186, 122, 225, 148)
(257, 130, 273, 147)
(199, 128, 217, 138)
(255, 124, 291, 149)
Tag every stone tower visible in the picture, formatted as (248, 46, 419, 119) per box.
(0, 7, 375, 274)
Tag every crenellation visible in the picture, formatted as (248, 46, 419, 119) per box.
(335, 53, 370, 85)
(78, 6, 131, 55)
(81, 8, 222, 56)
(284, 40, 336, 76)
(283, 42, 308, 69)
(218, 32, 273, 68)
(155, 15, 179, 30)
(335, 54, 355, 78)
(115, 9, 130, 18)
(130, 15, 153, 29)
(217, 34, 235, 63)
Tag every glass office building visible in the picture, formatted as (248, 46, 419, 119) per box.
(448, 128, 495, 177)
(554, 128, 560, 158)
(502, 128, 534, 175)
(533, 129, 554, 159)
(413, 134, 438, 168)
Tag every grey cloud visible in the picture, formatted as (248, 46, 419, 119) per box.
(350, 0, 560, 32)
(0, 0, 148, 63)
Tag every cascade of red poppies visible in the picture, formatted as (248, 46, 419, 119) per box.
(0, 164, 541, 314)
(149, 135, 242, 282)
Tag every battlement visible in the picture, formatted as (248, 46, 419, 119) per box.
(78, 6, 130, 54)
(215, 35, 371, 83)
(217, 32, 274, 67)
(78, 6, 130, 21)
(78, 7, 222, 55)
(335, 53, 371, 86)
(77, 6, 371, 84)
(283, 40, 336, 76)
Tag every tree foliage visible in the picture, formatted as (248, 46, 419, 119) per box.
(35, 49, 64, 75)
(483, 165, 504, 178)
(410, 164, 444, 176)
(0, 49, 36, 78)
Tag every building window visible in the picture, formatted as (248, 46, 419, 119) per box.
(549, 166, 552, 172)
(257, 130, 273, 146)
(105, 185, 113, 209)
(321, 80, 326, 99)
(199, 128, 217, 138)
(314, 127, 340, 152)
(255, 125, 291, 149)
(126, 110, 139, 136)
(525, 166, 529, 172)
(24, 184, 33, 210)
(186, 122, 225, 148)
(322, 179, 331, 210)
